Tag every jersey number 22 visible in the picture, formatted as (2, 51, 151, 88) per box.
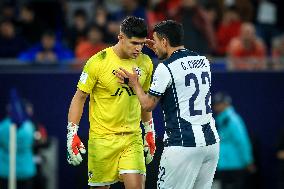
(185, 71, 212, 116)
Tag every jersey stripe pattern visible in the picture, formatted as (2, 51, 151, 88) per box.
(149, 49, 219, 147)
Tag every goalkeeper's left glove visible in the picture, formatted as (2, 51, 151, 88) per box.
(143, 118, 156, 164)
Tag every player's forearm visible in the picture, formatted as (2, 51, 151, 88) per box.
(133, 84, 155, 112)
(141, 109, 152, 123)
(68, 90, 88, 125)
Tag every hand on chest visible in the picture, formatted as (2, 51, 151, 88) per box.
(97, 63, 146, 97)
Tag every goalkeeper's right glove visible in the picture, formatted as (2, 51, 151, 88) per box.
(67, 122, 86, 166)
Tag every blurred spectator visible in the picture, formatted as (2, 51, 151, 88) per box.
(271, 34, 284, 70)
(0, 89, 36, 189)
(101, 0, 123, 13)
(148, 0, 181, 20)
(18, 30, 74, 64)
(227, 22, 267, 70)
(111, 0, 147, 21)
(172, 0, 216, 55)
(224, 0, 254, 22)
(17, 4, 45, 46)
(254, 0, 279, 52)
(212, 92, 255, 189)
(108, 0, 147, 39)
(29, 1, 65, 33)
(65, 8, 89, 50)
(147, 0, 180, 37)
(0, 19, 28, 58)
(75, 25, 108, 60)
(204, 3, 218, 29)
(215, 6, 242, 56)
(276, 128, 284, 189)
(92, 5, 116, 44)
(0, 2, 17, 24)
(201, 0, 224, 26)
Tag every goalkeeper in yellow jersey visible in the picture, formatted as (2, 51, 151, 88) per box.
(66, 16, 156, 189)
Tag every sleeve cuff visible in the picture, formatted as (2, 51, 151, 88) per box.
(77, 84, 91, 94)
(148, 89, 163, 97)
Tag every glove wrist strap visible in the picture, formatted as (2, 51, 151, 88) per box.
(67, 122, 79, 134)
(143, 118, 154, 133)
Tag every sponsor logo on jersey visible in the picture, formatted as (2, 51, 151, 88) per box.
(135, 67, 142, 77)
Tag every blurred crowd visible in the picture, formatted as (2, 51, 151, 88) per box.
(0, 0, 284, 70)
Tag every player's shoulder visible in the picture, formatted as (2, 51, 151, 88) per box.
(87, 47, 110, 63)
(84, 47, 111, 70)
(154, 62, 171, 76)
(137, 53, 153, 71)
(138, 53, 152, 64)
(163, 49, 200, 65)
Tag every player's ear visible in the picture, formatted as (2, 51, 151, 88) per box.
(118, 33, 124, 41)
(162, 38, 167, 48)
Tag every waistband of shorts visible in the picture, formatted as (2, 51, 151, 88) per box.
(90, 131, 141, 138)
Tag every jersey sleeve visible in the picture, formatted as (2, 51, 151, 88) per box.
(148, 63, 171, 97)
(77, 55, 101, 93)
(142, 55, 154, 92)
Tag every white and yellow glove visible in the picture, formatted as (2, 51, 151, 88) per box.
(67, 122, 86, 166)
(143, 118, 156, 164)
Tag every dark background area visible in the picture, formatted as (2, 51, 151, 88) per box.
(0, 71, 283, 189)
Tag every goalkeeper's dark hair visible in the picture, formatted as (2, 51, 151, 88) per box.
(153, 20, 184, 47)
(120, 16, 147, 38)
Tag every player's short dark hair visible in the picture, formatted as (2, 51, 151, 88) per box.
(120, 16, 147, 38)
(153, 20, 184, 47)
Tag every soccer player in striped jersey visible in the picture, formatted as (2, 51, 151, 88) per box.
(66, 16, 156, 189)
(116, 20, 220, 189)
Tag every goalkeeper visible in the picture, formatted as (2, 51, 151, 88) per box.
(67, 16, 156, 189)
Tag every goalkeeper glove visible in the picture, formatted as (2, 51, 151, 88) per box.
(143, 118, 156, 164)
(67, 122, 86, 166)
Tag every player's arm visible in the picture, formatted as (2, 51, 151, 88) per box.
(68, 89, 89, 124)
(135, 84, 161, 112)
(141, 109, 152, 123)
(67, 89, 89, 166)
(67, 53, 99, 166)
(116, 67, 161, 111)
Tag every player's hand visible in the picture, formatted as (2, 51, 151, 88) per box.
(67, 122, 86, 166)
(115, 67, 139, 88)
(145, 39, 155, 52)
(143, 118, 156, 164)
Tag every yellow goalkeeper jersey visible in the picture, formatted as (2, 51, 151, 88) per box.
(77, 47, 153, 136)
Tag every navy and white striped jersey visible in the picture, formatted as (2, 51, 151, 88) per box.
(149, 49, 219, 147)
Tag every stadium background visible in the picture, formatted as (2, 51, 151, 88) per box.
(0, 0, 284, 189)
